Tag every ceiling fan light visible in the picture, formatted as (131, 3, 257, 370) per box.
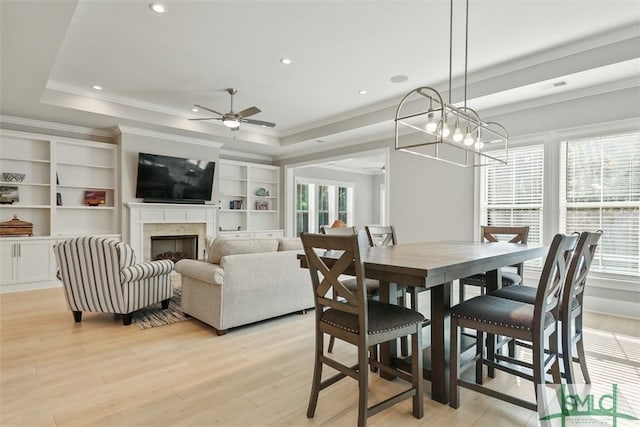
(223, 119, 239, 128)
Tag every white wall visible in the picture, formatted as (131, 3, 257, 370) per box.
(117, 128, 222, 242)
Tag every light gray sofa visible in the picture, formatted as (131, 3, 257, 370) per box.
(174, 237, 313, 334)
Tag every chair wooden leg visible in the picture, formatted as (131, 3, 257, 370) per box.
(307, 332, 324, 418)
(487, 333, 496, 378)
(369, 345, 378, 373)
(475, 330, 484, 385)
(574, 314, 590, 384)
(161, 298, 170, 309)
(412, 325, 424, 418)
(458, 282, 465, 304)
(532, 334, 545, 408)
(549, 331, 562, 384)
(357, 339, 369, 427)
(561, 319, 577, 384)
(449, 317, 460, 409)
(328, 336, 336, 353)
(72, 311, 82, 323)
(122, 313, 133, 326)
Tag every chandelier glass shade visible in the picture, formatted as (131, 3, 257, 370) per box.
(394, 0, 508, 167)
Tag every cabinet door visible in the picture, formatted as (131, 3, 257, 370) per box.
(0, 242, 16, 285)
(15, 240, 54, 284)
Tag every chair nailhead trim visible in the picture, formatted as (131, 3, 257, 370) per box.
(451, 313, 532, 331)
(322, 320, 418, 335)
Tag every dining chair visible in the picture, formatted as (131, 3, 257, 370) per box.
(449, 233, 578, 411)
(300, 233, 424, 427)
(490, 230, 602, 384)
(364, 225, 430, 356)
(458, 225, 530, 303)
(322, 225, 379, 355)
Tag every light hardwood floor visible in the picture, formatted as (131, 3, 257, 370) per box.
(1, 285, 638, 427)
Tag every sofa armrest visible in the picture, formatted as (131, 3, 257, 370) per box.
(120, 259, 174, 282)
(175, 259, 225, 285)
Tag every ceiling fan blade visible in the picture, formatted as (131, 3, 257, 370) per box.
(240, 118, 276, 128)
(188, 117, 222, 121)
(236, 106, 261, 118)
(194, 104, 224, 116)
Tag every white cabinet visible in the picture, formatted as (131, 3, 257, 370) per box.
(1, 129, 119, 293)
(217, 160, 281, 234)
(0, 239, 55, 287)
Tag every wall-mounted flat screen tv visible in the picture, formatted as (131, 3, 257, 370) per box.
(135, 152, 215, 204)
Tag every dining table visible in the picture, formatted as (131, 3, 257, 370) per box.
(297, 239, 547, 404)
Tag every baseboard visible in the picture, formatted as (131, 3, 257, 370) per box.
(0, 281, 62, 294)
(583, 296, 639, 320)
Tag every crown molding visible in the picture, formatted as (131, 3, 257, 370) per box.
(46, 81, 192, 119)
(0, 114, 114, 138)
(115, 125, 224, 148)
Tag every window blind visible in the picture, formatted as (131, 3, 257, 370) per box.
(560, 132, 640, 275)
(481, 144, 544, 245)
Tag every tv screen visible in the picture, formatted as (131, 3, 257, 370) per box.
(135, 152, 215, 203)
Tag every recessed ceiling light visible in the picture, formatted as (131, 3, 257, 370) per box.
(92, 85, 102, 90)
(149, 3, 165, 13)
(358, 90, 367, 95)
(191, 107, 199, 112)
(390, 75, 409, 83)
(280, 58, 292, 65)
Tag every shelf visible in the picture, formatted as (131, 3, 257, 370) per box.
(251, 210, 277, 213)
(249, 195, 277, 199)
(57, 162, 115, 170)
(0, 205, 50, 209)
(218, 209, 248, 213)
(57, 206, 115, 210)
(252, 179, 277, 184)
(220, 193, 247, 197)
(220, 177, 247, 183)
(0, 157, 50, 164)
(0, 182, 50, 187)
(57, 185, 115, 190)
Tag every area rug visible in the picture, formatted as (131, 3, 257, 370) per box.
(133, 286, 191, 330)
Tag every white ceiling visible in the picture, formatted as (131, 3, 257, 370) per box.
(1, 0, 639, 160)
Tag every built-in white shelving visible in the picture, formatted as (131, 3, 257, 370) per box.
(217, 159, 281, 233)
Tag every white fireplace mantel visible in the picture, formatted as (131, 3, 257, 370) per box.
(128, 203, 217, 261)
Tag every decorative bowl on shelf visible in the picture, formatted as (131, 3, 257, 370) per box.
(2, 172, 26, 182)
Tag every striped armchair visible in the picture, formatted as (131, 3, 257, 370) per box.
(53, 236, 174, 325)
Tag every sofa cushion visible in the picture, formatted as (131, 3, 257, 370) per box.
(278, 237, 303, 251)
(208, 238, 280, 264)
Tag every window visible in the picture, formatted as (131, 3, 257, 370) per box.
(296, 182, 310, 236)
(295, 178, 354, 235)
(480, 144, 544, 246)
(560, 133, 640, 275)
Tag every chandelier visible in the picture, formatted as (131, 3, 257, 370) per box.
(394, 0, 508, 167)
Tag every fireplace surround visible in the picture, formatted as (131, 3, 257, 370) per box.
(128, 203, 216, 262)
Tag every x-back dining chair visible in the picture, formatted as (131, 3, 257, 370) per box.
(364, 225, 431, 356)
(321, 225, 379, 356)
(490, 230, 603, 384)
(458, 225, 530, 303)
(449, 233, 578, 411)
(301, 232, 424, 427)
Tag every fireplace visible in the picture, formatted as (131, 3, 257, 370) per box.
(151, 234, 198, 263)
(128, 203, 217, 263)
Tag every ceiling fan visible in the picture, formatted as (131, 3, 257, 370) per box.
(189, 88, 276, 131)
